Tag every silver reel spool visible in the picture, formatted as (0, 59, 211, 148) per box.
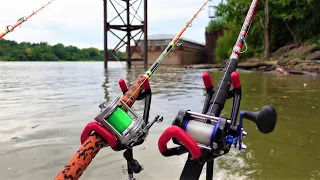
(176, 111, 247, 154)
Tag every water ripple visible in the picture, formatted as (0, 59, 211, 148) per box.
(0, 61, 319, 180)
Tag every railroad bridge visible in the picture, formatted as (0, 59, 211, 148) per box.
(103, 0, 222, 68)
(127, 32, 224, 66)
(129, 34, 206, 65)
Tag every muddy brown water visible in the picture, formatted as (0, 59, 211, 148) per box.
(0, 61, 319, 180)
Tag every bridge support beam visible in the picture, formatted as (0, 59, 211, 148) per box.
(103, 0, 148, 69)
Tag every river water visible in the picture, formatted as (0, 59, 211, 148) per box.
(0, 61, 319, 180)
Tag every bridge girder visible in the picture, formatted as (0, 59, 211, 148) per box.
(103, 0, 147, 68)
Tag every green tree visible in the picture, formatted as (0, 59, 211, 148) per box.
(0, 47, 4, 56)
(210, 0, 319, 62)
(25, 48, 32, 58)
(52, 43, 67, 60)
(271, 0, 314, 42)
(0, 39, 125, 61)
(206, 18, 227, 33)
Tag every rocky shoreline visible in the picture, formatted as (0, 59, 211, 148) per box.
(185, 43, 320, 76)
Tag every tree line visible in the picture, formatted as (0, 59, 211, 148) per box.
(0, 39, 125, 61)
(206, 0, 320, 62)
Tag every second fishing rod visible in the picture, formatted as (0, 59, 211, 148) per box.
(54, 0, 209, 179)
(157, 0, 278, 179)
(0, 0, 56, 39)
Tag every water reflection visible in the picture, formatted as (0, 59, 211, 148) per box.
(0, 62, 319, 180)
(219, 71, 320, 180)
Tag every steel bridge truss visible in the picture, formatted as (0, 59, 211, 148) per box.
(103, 0, 147, 68)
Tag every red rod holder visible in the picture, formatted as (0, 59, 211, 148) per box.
(231, 72, 241, 88)
(202, 72, 213, 89)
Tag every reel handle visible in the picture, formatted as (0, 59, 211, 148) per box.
(158, 126, 202, 159)
(242, 105, 277, 134)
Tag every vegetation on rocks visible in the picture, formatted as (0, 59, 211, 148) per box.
(206, 0, 320, 68)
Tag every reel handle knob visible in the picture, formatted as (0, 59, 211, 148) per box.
(242, 105, 277, 134)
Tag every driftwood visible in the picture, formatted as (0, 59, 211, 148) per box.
(237, 61, 276, 69)
(185, 61, 277, 69)
(271, 43, 299, 57)
(287, 70, 305, 75)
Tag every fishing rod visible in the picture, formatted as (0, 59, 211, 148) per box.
(0, 0, 56, 39)
(54, 0, 209, 179)
(157, 0, 277, 179)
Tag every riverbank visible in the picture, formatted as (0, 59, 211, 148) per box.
(186, 42, 320, 76)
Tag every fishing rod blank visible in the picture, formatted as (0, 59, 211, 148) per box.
(157, 0, 278, 179)
(0, 0, 56, 39)
(54, 1, 209, 180)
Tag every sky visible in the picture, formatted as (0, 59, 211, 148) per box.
(0, 0, 219, 51)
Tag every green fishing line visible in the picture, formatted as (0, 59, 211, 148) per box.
(106, 107, 132, 133)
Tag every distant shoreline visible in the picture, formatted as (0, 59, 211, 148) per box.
(0, 39, 125, 62)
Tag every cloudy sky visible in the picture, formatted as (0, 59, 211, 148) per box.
(0, 0, 219, 51)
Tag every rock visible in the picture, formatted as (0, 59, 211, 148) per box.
(258, 66, 267, 71)
(263, 65, 276, 71)
(272, 43, 299, 57)
(288, 58, 299, 65)
(282, 53, 289, 58)
(275, 67, 285, 74)
(301, 64, 320, 72)
(277, 58, 292, 66)
(306, 51, 320, 60)
(293, 45, 315, 57)
(31, 125, 39, 129)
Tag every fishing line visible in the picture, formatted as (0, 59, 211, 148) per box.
(208, 0, 257, 114)
(123, 1, 209, 105)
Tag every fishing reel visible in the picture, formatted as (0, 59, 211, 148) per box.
(92, 95, 163, 149)
(80, 77, 163, 177)
(158, 71, 277, 165)
(158, 106, 277, 162)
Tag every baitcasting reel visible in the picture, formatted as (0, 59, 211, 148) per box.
(159, 106, 277, 161)
(80, 77, 163, 179)
(158, 71, 277, 166)
(94, 95, 163, 148)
